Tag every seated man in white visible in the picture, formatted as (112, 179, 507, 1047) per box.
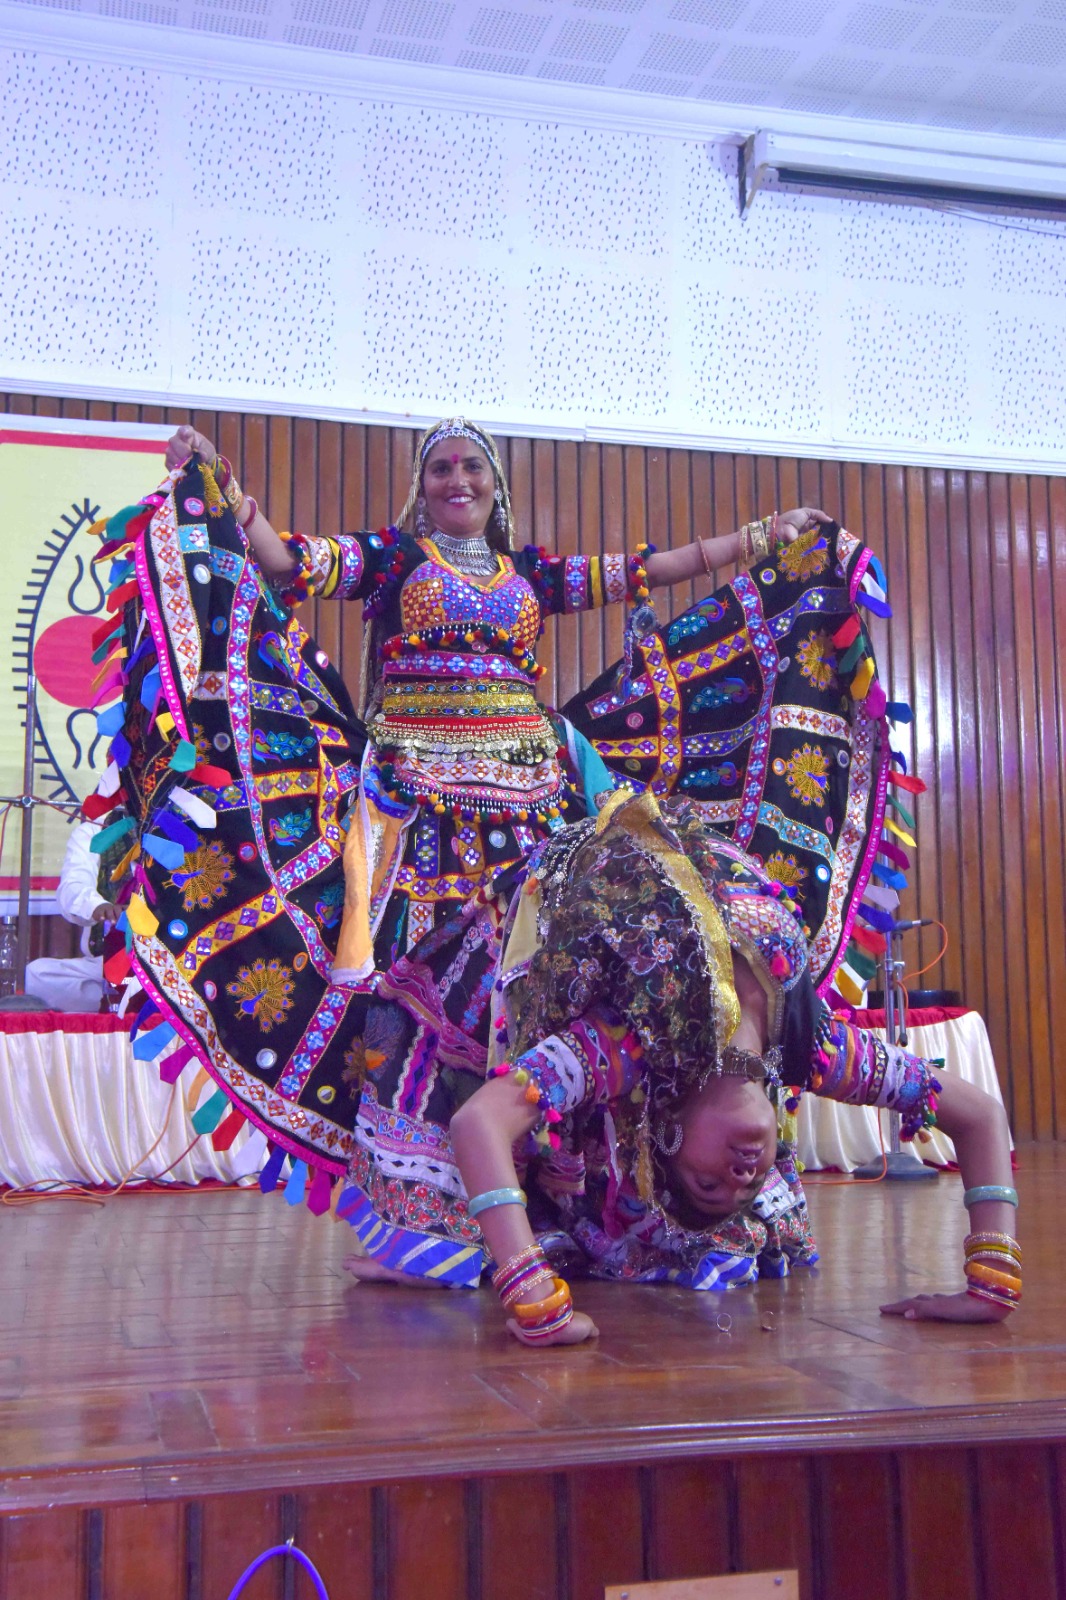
(24, 820, 118, 1012)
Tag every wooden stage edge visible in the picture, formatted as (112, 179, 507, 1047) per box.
(3, 1147, 1065, 1600)
(6, 1394, 1066, 1514)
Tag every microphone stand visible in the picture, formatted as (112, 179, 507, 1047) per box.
(851, 921, 939, 1182)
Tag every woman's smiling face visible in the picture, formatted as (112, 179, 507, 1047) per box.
(421, 438, 495, 540)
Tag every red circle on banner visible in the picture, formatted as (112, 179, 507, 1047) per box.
(33, 614, 102, 708)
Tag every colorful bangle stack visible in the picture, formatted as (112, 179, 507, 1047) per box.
(467, 1186, 527, 1220)
(627, 543, 654, 602)
(491, 1243, 554, 1305)
(211, 454, 246, 517)
(511, 1276, 574, 1340)
(964, 1230, 1021, 1311)
(238, 495, 258, 530)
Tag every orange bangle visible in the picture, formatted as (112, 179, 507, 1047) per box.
(966, 1261, 1022, 1293)
(512, 1276, 571, 1323)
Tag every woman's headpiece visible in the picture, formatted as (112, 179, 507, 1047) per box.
(398, 417, 515, 547)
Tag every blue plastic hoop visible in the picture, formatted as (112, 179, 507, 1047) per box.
(226, 1542, 330, 1600)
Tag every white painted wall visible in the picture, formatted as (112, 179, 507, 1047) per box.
(2, 39, 1065, 471)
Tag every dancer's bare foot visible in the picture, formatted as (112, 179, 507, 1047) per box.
(343, 1253, 442, 1288)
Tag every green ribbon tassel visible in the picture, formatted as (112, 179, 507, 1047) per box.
(191, 1087, 230, 1135)
(838, 634, 866, 674)
(90, 815, 136, 853)
(169, 740, 197, 773)
(886, 793, 916, 829)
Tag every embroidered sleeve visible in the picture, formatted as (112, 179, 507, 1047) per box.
(511, 1007, 643, 1117)
(514, 545, 646, 616)
(808, 1005, 941, 1140)
(274, 527, 410, 604)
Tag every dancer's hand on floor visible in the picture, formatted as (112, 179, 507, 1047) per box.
(507, 1310, 599, 1347)
(778, 507, 831, 543)
(880, 1290, 1013, 1324)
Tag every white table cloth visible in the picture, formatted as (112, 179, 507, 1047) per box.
(0, 1013, 265, 1188)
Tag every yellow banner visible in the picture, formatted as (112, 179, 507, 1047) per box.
(0, 416, 169, 910)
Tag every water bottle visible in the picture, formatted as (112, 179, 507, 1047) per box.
(0, 916, 17, 997)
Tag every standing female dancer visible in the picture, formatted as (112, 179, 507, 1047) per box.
(89, 423, 893, 1212)
(163, 421, 826, 984)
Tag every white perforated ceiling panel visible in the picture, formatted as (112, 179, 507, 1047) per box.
(5, 0, 1066, 139)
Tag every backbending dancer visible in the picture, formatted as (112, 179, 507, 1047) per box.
(342, 791, 1020, 1345)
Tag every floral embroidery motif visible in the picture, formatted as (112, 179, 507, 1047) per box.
(795, 629, 836, 692)
(763, 851, 808, 890)
(227, 958, 296, 1031)
(779, 528, 831, 582)
(168, 842, 237, 912)
(773, 744, 829, 807)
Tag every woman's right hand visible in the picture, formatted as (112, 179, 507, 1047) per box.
(165, 424, 216, 472)
(507, 1309, 599, 1347)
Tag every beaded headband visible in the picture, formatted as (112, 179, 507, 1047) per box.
(398, 416, 515, 545)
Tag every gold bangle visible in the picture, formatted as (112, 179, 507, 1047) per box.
(698, 537, 713, 577)
(965, 1246, 1021, 1268)
(965, 1230, 1021, 1257)
(513, 1276, 571, 1323)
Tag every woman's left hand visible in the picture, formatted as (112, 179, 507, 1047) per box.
(777, 507, 831, 544)
(880, 1290, 1013, 1324)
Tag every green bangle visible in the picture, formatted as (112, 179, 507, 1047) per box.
(467, 1186, 527, 1219)
(963, 1185, 1018, 1209)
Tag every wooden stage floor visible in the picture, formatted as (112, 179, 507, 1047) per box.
(2, 1146, 1064, 1599)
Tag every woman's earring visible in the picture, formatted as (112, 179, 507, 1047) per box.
(493, 487, 505, 532)
(654, 1119, 683, 1157)
(416, 496, 429, 538)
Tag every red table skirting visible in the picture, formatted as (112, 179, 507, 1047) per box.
(0, 1010, 131, 1035)
(851, 1006, 970, 1030)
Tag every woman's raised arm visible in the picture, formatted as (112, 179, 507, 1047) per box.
(645, 506, 832, 589)
(164, 425, 297, 583)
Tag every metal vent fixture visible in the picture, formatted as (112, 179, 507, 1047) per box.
(738, 128, 1066, 219)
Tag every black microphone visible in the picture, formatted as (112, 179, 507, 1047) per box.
(891, 918, 936, 932)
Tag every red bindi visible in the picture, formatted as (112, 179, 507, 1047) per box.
(451, 453, 460, 464)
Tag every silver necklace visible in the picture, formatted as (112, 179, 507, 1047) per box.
(428, 527, 499, 577)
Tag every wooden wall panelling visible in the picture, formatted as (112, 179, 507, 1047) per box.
(198, 1491, 280, 1600)
(1047, 477, 1066, 1138)
(294, 1484, 374, 1600)
(101, 1501, 185, 1600)
(644, 1459, 734, 1585)
(897, 1448, 979, 1600)
(814, 1452, 900, 1600)
(990, 471, 1033, 1136)
(0, 1509, 86, 1600)
(480, 1472, 559, 1600)
(967, 475, 1012, 1122)
(385, 1478, 467, 1600)
(1022, 472, 1061, 1140)
(974, 1444, 1059, 1600)
(565, 1464, 645, 1600)
(734, 1456, 814, 1600)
